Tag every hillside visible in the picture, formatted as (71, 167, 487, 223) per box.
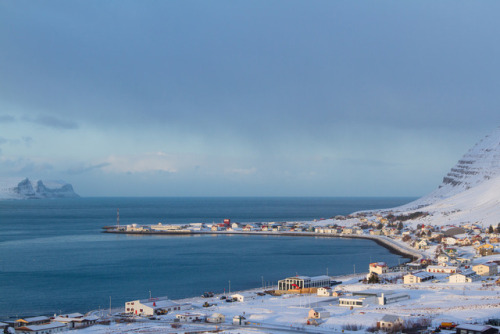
(386, 126, 500, 226)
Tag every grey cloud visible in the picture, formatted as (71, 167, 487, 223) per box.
(66, 162, 110, 175)
(0, 157, 54, 174)
(22, 136, 33, 146)
(0, 115, 15, 123)
(23, 115, 79, 130)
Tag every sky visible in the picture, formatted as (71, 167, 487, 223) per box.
(1, 1, 500, 197)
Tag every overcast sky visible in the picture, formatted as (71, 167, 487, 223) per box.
(1, 1, 499, 197)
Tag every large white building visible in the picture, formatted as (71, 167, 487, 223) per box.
(403, 271, 435, 284)
(448, 270, 480, 283)
(278, 275, 331, 291)
(339, 296, 376, 308)
(125, 297, 189, 316)
(369, 262, 388, 275)
(426, 265, 458, 274)
(473, 263, 498, 276)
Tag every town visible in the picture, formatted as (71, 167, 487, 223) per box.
(4, 212, 500, 334)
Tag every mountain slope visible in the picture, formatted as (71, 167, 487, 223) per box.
(389, 126, 500, 226)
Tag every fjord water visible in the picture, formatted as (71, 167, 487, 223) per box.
(0, 197, 415, 318)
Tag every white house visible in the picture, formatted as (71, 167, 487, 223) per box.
(176, 313, 205, 322)
(317, 287, 332, 297)
(473, 263, 498, 276)
(308, 308, 330, 319)
(403, 271, 435, 284)
(15, 322, 67, 334)
(125, 297, 189, 316)
(206, 313, 225, 323)
(231, 294, 245, 302)
(437, 253, 453, 264)
(339, 296, 376, 308)
(377, 314, 403, 331)
(53, 313, 98, 329)
(448, 270, 480, 283)
(369, 262, 388, 275)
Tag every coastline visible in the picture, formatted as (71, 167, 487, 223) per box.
(102, 229, 423, 264)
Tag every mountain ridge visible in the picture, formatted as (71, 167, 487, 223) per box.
(387, 126, 500, 226)
(0, 177, 79, 199)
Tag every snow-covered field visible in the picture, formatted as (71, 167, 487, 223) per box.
(72, 272, 500, 333)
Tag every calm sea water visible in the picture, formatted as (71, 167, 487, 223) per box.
(0, 197, 415, 319)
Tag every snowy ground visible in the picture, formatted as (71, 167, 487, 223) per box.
(73, 270, 500, 334)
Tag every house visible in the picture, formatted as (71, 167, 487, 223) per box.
(126, 223, 145, 232)
(473, 263, 498, 276)
(206, 313, 225, 323)
(444, 237, 458, 246)
(448, 270, 480, 283)
(125, 297, 189, 316)
(231, 294, 244, 302)
(403, 271, 435, 284)
(426, 265, 458, 274)
(176, 313, 205, 322)
(416, 239, 429, 249)
(53, 313, 98, 329)
(15, 322, 67, 334)
(456, 257, 472, 265)
(489, 237, 500, 244)
(369, 262, 388, 275)
(477, 244, 495, 256)
(377, 314, 403, 331)
(342, 228, 353, 234)
(242, 224, 254, 231)
(14, 317, 51, 328)
(317, 287, 332, 297)
(233, 315, 246, 325)
(437, 253, 453, 265)
(458, 237, 472, 246)
(455, 324, 499, 334)
(308, 308, 330, 319)
(339, 296, 376, 308)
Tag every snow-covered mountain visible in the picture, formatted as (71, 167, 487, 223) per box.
(389, 126, 500, 226)
(0, 177, 79, 199)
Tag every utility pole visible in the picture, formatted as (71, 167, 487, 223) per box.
(261, 276, 264, 289)
(353, 264, 356, 276)
(229, 280, 231, 294)
(109, 296, 112, 316)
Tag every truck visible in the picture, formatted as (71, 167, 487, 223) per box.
(440, 322, 458, 330)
